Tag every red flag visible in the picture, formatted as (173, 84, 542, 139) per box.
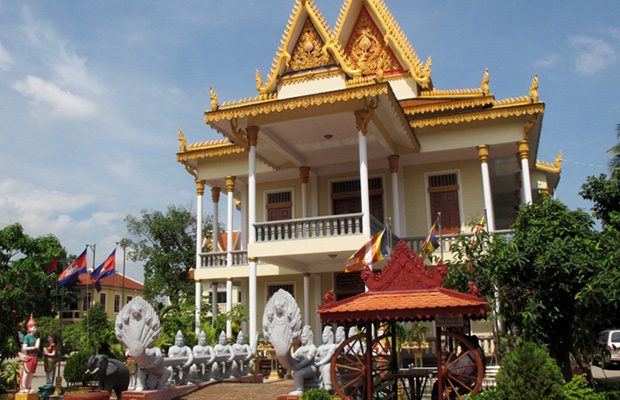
(46, 257, 57, 275)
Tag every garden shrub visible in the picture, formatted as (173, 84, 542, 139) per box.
(495, 342, 565, 400)
(300, 388, 332, 400)
(564, 374, 604, 400)
(64, 350, 92, 386)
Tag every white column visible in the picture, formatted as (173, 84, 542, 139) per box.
(518, 140, 533, 204)
(310, 174, 318, 217)
(225, 175, 236, 339)
(247, 126, 259, 348)
(477, 145, 496, 232)
(388, 155, 400, 235)
(211, 187, 221, 253)
(303, 273, 310, 325)
(195, 180, 205, 334)
(313, 274, 322, 345)
(300, 167, 310, 219)
(240, 185, 248, 250)
(358, 131, 370, 235)
(211, 281, 218, 325)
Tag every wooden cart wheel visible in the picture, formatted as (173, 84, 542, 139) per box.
(439, 332, 485, 399)
(330, 331, 395, 400)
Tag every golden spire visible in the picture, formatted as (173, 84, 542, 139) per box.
(210, 86, 219, 111)
(178, 128, 187, 152)
(529, 73, 539, 103)
(481, 68, 489, 96)
(255, 69, 263, 92)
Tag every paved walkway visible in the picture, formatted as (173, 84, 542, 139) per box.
(180, 379, 294, 400)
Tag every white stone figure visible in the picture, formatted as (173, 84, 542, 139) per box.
(315, 326, 337, 392)
(263, 289, 319, 395)
(213, 331, 235, 379)
(348, 326, 365, 355)
(190, 331, 216, 382)
(115, 297, 172, 391)
(290, 325, 319, 395)
(231, 331, 255, 377)
(167, 330, 194, 385)
(335, 326, 346, 347)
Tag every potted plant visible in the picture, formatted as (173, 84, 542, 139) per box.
(0, 361, 21, 400)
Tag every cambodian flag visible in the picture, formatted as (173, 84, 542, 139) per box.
(91, 249, 116, 292)
(58, 249, 88, 286)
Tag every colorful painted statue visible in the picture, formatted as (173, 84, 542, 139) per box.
(18, 314, 40, 393)
(43, 332, 58, 386)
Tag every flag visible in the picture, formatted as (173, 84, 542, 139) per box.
(345, 227, 388, 273)
(421, 218, 440, 254)
(58, 250, 88, 286)
(91, 249, 116, 292)
(472, 215, 486, 247)
(46, 257, 57, 275)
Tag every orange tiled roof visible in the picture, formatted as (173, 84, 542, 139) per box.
(318, 288, 489, 323)
(76, 272, 143, 291)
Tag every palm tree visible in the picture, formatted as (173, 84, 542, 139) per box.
(608, 123, 620, 179)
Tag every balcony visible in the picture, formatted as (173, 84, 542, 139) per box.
(254, 212, 365, 242)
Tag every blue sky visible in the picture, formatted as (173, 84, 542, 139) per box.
(1, 1, 618, 282)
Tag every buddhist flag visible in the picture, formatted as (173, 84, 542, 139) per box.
(472, 215, 486, 247)
(58, 249, 88, 286)
(91, 249, 116, 292)
(421, 218, 440, 254)
(345, 227, 388, 273)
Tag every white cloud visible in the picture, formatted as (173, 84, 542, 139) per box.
(0, 41, 13, 71)
(570, 35, 618, 75)
(11, 75, 98, 120)
(535, 53, 562, 69)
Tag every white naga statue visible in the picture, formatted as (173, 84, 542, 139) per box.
(190, 331, 216, 381)
(315, 326, 337, 392)
(115, 297, 172, 391)
(263, 289, 319, 395)
(166, 330, 194, 385)
(231, 331, 255, 377)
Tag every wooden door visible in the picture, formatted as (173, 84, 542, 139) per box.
(429, 190, 461, 234)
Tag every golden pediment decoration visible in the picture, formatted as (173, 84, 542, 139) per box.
(536, 150, 562, 173)
(286, 17, 337, 73)
(529, 73, 539, 103)
(410, 103, 545, 128)
(178, 128, 187, 152)
(345, 6, 403, 77)
(345, 7, 405, 78)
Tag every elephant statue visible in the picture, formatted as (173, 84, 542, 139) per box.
(86, 354, 130, 399)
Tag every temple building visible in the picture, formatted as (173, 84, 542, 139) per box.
(176, 0, 561, 345)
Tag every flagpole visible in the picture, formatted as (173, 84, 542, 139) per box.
(85, 244, 95, 352)
(438, 212, 443, 260)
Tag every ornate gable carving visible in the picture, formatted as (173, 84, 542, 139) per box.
(286, 17, 338, 74)
(360, 240, 448, 291)
(344, 6, 405, 77)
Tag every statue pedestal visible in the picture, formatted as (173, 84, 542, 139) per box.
(276, 396, 300, 400)
(16, 393, 39, 400)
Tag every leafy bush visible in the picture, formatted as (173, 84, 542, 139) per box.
(0, 361, 21, 390)
(472, 388, 505, 399)
(64, 350, 92, 386)
(495, 342, 565, 400)
(563, 374, 604, 400)
(300, 388, 332, 400)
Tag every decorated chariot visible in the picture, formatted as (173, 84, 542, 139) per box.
(318, 241, 490, 400)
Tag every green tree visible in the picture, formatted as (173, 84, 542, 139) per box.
(0, 223, 66, 362)
(124, 205, 215, 303)
(447, 199, 615, 381)
(580, 174, 620, 231)
(607, 123, 620, 179)
(82, 302, 116, 355)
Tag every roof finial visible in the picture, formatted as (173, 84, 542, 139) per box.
(529, 73, 539, 103)
(178, 128, 187, 152)
(210, 86, 219, 111)
(481, 68, 490, 96)
(255, 69, 263, 92)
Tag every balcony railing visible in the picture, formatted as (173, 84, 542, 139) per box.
(254, 213, 364, 242)
(200, 250, 248, 268)
(402, 229, 513, 254)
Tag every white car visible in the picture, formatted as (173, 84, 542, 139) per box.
(594, 329, 620, 369)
